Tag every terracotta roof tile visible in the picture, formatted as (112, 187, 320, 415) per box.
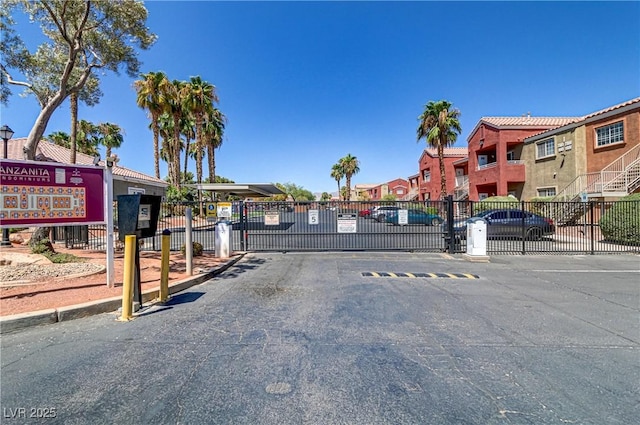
(480, 116, 581, 127)
(423, 147, 468, 158)
(582, 97, 640, 120)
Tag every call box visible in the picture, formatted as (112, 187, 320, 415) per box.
(117, 194, 162, 240)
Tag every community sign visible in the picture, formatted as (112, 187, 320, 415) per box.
(0, 159, 105, 228)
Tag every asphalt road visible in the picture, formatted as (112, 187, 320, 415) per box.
(2, 252, 638, 424)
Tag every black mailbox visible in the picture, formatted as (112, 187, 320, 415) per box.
(117, 194, 162, 241)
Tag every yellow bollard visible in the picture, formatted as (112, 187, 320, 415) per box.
(118, 235, 136, 321)
(159, 229, 171, 303)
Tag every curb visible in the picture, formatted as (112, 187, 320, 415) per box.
(0, 253, 246, 334)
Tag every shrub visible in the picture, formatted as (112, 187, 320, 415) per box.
(599, 193, 640, 245)
(180, 241, 204, 257)
(30, 238, 82, 263)
(473, 196, 519, 213)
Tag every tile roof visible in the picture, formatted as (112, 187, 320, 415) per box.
(480, 116, 581, 127)
(1, 138, 167, 187)
(423, 147, 468, 158)
(581, 96, 640, 120)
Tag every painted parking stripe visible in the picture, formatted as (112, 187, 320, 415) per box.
(361, 272, 479, 279)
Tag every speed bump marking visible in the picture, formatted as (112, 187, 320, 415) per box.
(362, 272, 479, 279)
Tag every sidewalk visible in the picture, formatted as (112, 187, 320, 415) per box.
(0, 243, 245, 334)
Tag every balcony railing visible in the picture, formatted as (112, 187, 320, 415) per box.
(477, 162, 497, 170)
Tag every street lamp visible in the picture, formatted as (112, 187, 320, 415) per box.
(1, 124, 15, 247)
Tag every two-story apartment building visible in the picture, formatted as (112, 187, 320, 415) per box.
(417, 147, 468, 200)
(522, 97, 640, 201)
(466, 116, 579, 201)
(360, 178, 409, 201)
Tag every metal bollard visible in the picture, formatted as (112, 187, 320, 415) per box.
(118, 235, 136, 321)
(159, 229, 171, 303)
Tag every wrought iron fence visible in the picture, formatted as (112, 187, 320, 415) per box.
(49, 198, 639, 255)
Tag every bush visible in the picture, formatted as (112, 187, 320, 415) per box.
(473, 196, 519, 213)
(599, 193, 640, 245)
(30, 238, 82, 263)
(180, 241, 204, 257)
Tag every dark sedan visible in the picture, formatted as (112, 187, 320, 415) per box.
(450, 209, 555, 240)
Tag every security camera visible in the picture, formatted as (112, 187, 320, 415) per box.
(93, 154, 101, 166)
(106, 156, 116, 168)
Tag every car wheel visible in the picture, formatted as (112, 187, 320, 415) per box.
(377, 214, 386, 222)
(526, 227, 543, 241)
(430, 217, 442, 226)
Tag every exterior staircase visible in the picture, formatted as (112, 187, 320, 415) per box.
(453, 175, 469, 201)
(401, 188, 419, 201)
(549, 144, 640, 225)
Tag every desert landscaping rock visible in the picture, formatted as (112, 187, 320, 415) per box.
(0, 262, 105, 284)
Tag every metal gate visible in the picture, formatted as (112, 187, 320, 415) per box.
(237, 200, 447, 252)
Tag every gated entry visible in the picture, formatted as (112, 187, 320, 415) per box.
(236, 200, 447, 252)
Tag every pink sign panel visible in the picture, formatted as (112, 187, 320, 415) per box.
(0, 159, 105, 227)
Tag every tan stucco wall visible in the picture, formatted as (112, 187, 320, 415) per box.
(522, 126, 587, 200)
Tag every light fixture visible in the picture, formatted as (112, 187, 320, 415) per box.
(93, 153, 101, 166)
(1, 124, 15, 247)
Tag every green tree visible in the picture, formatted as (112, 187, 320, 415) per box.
(1, 0, 156, 160)
(320, 192, 332, 202)
(417, 100, 462, 200)
(96, 122, 124, 158)
(47, 131, 70, 149)
(134, 71, 170, 179)
(76, 120, 99, 156)
(204, 107, 226, 184)
(276, 182, 315, 201)
(167, 79, 187, 189)
(339, 154, 360, 201)
(330, 163, 344, 201)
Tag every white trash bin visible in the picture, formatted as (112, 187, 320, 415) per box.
(466, 217, 487, 256)
(215, 220, 232, 258)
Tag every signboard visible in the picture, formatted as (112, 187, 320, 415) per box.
(308, 209, 319, 225)
(205, 202, 217, 220)
(264, 210, 280, 226)
(398, 209, 408, 225)
(337, 213, 357, 233)
(580, 192, 588, 203)
(138, 204, 151, 228)
(0, 159, 105, 228)
(217, 202, 232, 218)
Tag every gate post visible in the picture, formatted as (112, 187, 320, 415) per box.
(444, 195, 455, 253)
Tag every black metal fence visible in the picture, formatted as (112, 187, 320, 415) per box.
(51, 198, 640, 255)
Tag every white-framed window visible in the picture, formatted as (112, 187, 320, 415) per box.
(596, 121, 624, 147)
(128, 187, 145, 194)
(396, 189, 404, 195)
(423, 170, 431, 182)
(537, 187, 556, 197)
(536, 138, 555, 159)
(506, 150, 515, 161)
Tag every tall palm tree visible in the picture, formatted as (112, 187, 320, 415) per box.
(182, 77, 218, 187)
(204, 108, 226, 184)
(417, 100, 462, 200)
(330, 163, 344, 201)
(339, 154, 360, 201)
(180, 115, 196, 175)
(166, 79, 188, 189)
(97, 122, 124, 158)
(134, 71, 170, 179)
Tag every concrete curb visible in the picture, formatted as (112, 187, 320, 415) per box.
(0, 253, 246, 334)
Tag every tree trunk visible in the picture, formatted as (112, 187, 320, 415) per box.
(70, 92, 78, 164)
(152, 114, 161, 179)
(28, 227, 55, 253)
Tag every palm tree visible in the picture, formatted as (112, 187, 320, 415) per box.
(48, 131, 70, 149)
(166, 79, 187, 189)
(339, 154, 360, 201)
(182, 77, 218, 186)
(76, 120, 99, 156)
(330, 163, 344, 200)
(180, 115, 196, 175)
(416, 100, 462, 200)
(97, 122, 124, 158)
(204, 108, 226, 184)
(134, 71, 170, 179)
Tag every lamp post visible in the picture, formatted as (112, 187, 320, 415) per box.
(1, 124, 15, 247)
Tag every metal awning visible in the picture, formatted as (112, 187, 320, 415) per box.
(187, 183, 285, 198)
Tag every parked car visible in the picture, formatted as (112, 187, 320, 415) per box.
(370, 206, 401, 222)
(449, 209, 555, 240)
(385, 209, 444, 226)
(359, 208, 372, 218)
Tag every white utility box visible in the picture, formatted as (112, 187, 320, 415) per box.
(466, 217, 487, 256)
(215, 220, 232, 258)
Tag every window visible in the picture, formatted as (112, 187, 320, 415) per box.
(596, 121, 624, 147)
(537, 187, 556, 197)
(506, 150, 515, 161)
(397, 189, 404, 195)
(536, 138, 555, 158)
(423, 170, 431, 182)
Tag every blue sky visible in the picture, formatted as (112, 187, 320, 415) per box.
(3, 1, 639, 194)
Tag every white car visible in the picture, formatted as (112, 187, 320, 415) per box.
(369, 206, 401, 222)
